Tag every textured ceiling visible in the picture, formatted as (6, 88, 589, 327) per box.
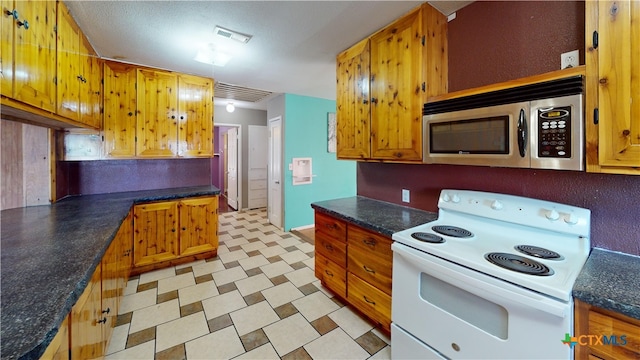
(65, 1, 472, 110)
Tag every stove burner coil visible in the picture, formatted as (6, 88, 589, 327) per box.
(514, 245, 564, 260)
(432, 225, 473, 238)
(411, 232, 445, 244)
(484, 252, 554, 276)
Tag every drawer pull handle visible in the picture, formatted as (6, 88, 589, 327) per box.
(324, 244, 333, 251)
(325, 223, 338, 230)
(363, 239, 376, 247)
(363, 265, 375, 274)
(325, 270, 334, 277)
(363, 296, 376, 305)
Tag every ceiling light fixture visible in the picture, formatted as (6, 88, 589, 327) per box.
(226, 103, 235, 113)
(194, 44, 232, 67)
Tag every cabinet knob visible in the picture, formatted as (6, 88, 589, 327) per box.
(97, 318, 107, 324)
(182, 227, 186, 231)
(17, 19, 28, 29)
(171, 229, 176, 232)
(128, 112, 133, 116)
(5, 9, 18, 19)
(102, 308, 111, 314)
(371, 97, 378, 104)
(180, 116, 184, 120)
(363, 99, 369, 104)
(171, 115, 176, 119)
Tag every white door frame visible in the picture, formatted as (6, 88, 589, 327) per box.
(214, 123, 242, 211)
(267, 116, 283, 229)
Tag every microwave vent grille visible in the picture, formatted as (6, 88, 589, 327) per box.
(423, 75, 584, 115)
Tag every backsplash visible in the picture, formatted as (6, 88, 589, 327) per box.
(357, 162, 640, 256)
(57, 159, 211, 197)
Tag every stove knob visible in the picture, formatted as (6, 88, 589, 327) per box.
(564, 213, 579, 225)
(442, 194, 451, 202)
(546, 209, 560, 221)
(451, 194, 461, 203)
(491, 200, 503, 210)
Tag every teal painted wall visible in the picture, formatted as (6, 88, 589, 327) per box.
(283, 94, 356, 230)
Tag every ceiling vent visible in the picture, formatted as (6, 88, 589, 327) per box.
(214, 26, 252, 44)
(214, 82, 273, 103)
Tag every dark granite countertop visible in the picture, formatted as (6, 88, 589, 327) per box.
(573, 248, 640, 321)
(311, 196, 438, 237)
(1, 186, 220, 360)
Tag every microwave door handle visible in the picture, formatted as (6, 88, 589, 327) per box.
(517, 108, 527, 157)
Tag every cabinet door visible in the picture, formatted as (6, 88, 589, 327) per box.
(370, 7, 424, 161)
(79, 35, 102, 129)
(56, 2, 80, 120)
(133, 201, 179, 267)
(103, 61, 137, 158)
(178, 196, 218, 256)
(336, 38, 371, 159)
(1, 0, 14, 97)
(101, 238, 119, 348)
(117, 211, 133, 293)
(136, 69, 178, 157)
(178, 74, 213, 157)
(596, 0, 640, 172)
(71, 268, 104, 359)
(13, 0, 56, 111)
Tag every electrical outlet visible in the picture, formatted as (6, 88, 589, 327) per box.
(561, 50, 579, 69)
(402, 189, 410, 203)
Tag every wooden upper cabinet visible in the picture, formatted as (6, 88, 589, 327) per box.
(178, 196, 218, 256)
(56, 1, 102, 128)
(370, 6, 424, 161)
(136, 69, 179, 157)
(103, 61, 137, 158)
(586, 0, 640, 174)
(133, 201, 179, 267)
(5, 0, 56, 111)
(336, 38, 371, 159)
(1, 0, 14, 97)
(178, 74, 213, 157)
(335, 4, 447, 162)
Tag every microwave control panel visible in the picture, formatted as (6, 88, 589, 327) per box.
(537, 106, 571, 158)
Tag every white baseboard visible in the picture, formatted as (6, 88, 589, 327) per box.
(291, 224, 314, 231)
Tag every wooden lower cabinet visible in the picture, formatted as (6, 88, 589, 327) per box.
(70, 265, 104, 359)
(40, 315, 70, 360)
(575, 299, 640, 360)
(314, 211, 392, 332)
(133, 196, 219, 274)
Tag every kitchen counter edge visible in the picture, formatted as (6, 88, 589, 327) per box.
(310, 196, 437, 237)
(0, 186, 221, 360)
(573, 248, 640, 321)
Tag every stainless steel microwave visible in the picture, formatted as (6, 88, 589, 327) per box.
(422, 77, 585, 171)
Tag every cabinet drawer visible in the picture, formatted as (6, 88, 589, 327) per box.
(315, 212, 347, 240)
(347, 272, 391, 330)
(588, 310, 640, 359)
(316, 233, 347, 267)
(348, 243, 392, 295)
(315, 253, 347, 298)
(348, 225, 392, 261)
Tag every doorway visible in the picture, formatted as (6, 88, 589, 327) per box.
(213, 124, 241, 213)
(267, 116, 283, 229)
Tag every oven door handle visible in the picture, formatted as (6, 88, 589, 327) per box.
(393, 243, 568, 318)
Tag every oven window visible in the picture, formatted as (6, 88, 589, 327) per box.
(429, 116, 509, 154)
(420, 272, 508, 340)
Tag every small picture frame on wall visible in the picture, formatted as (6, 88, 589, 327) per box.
(328, 112, 336, 153)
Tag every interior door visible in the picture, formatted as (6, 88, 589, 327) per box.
(268, 117, 283, 228)
(226, 128, 239, 210)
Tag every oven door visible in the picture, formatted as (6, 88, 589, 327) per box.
(391, 242, 572, 360)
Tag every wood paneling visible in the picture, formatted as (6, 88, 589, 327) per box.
(1, 121, 50, 210)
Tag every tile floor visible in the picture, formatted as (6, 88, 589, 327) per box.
(105, 209, 391, 360)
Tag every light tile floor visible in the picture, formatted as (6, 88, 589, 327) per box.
(106, 209, 391, 360)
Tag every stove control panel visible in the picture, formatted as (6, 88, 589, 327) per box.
(438, 189, 591, 238)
